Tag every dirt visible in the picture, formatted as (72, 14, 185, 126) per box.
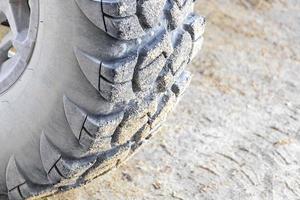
(32, 0, 300, 199)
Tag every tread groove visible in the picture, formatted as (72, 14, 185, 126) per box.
(54, 166, 67, 179)
(98, 62, 102, 92)
(17, 186, 25, 199)
(100, 1, 108, 32)
(8, 183, 25, 193)
(79, 116, 88, 141)
(47, 156, 62, 174)
(82, 126, 95, 138)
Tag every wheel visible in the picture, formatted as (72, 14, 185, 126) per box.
(0, 0, 205, 199)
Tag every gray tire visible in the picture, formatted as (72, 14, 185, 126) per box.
(0, 0, 205, 199)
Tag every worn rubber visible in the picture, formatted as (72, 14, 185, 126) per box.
(0, 0, 205, 199)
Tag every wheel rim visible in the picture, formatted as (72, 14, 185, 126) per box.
(0, 0, 38, 94)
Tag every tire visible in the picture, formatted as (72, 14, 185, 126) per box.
(0, 0, 205, 199)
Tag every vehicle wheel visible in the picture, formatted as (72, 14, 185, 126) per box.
(0, 0, 205, 199)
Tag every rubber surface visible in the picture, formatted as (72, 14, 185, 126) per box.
(0, 0, 205, 199)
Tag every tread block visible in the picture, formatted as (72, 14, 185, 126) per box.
(83, 112, 124, 152)
(75, 0, 105, 31)
(102, 0, 137, 17)
(183, 13, 206, 41)
(149, 92, 177, 128)
(40, 134, 95, 183)
(156, 66, 175, 92)
(6, 157, 26, 193)
(76, 0, 168, 40)
(6, 157, 26, 200)
(100, 142, 133, 167)
(76, 0, 143, 40)
(137, 0, 166, 28)
(63, 96, 88, 140)
(40, 134, 66, 183)
(137, 28, 173, 70)
(47, 167, 64, 183)
(112, 113, 148, 145)
(55, 157, 95, 179)
(75, 49, 137, 102)
(5, 157, 44, 200)
(74, 48, 101, 91)
(134, 54, 166, 91)
(171, 70, 192, 96)
(166, 0, 193, 30)
(101, 54, 138, 83)
(85, 142, 133, 180)
(117, 115, 149, 145)
(174, 0, 188, 8)
(78, 129, 96, 150)
(40, 134, 61, 179)
(168, 30, 193, 74)
(104, 15, 144, 40)
(64, 97, 124, 151)
(133, 124, 151, 143)
(99, 78, 135, 102)
(112, 98, 158, 144)
(87, 136, 112, 154)
(63, 96, 97, 148)
(8, 189, 24, 200)
(85, 112, 124, 138)
(18, 181, 38, 199)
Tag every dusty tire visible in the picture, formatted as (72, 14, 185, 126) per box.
(0, 0, 205, 199)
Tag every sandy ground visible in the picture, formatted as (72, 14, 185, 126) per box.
(45, 1, 300, 199)
(2, 0, 300, 199)
(47, 1, 300, 199)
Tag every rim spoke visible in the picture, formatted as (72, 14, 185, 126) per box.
(4, 0, 30, 39)
(0, 31, 12, 64)
(0, 12, 6, 23)
(0, 0, 37, 94)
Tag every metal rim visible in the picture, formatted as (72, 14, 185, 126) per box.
(0, 0, 38, 94)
